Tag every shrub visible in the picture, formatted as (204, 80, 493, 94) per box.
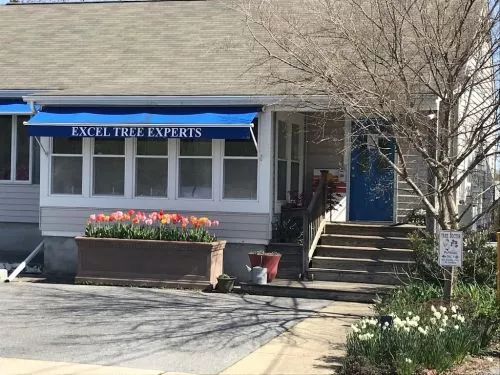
(85, 210, 219, 243)
(408, 229, 497, 287)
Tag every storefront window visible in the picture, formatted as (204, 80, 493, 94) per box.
(0, 115, 33, 182)
(223, 122, 258, 199)
(0, 116, 12, 180)
(135, 139, 168, 197)
(51, 137, 82, 194)
(277, 121, 287, 200)
(16, 116, 30, 181)
(93, 138, 125, 196)
(275, 120, 303, 203)
(178, 140, 212, 199)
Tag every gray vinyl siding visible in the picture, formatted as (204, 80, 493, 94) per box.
(0, 184, 40, 223)
(40, 207, 272, 242)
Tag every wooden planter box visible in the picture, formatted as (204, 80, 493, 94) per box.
(75, 237, 225, 289)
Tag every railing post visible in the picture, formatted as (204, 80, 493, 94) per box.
(320, 169, 329, 220)
(302, 210, 310, 279)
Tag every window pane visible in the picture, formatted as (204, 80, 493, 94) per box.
(137, 139, 168, 156)
(291, 161, 300, 194)
(93, 157, 125, 195)
(278, 121, 287, 159)
(135, 158, 168, 197)
(16, 120, 30, 180)
(291, 124, 300, 160)
(51, 156, 82, 194)
(224, 159, 257, 199)
(225, 122, 258, 157)
(180, 140, 211, 156)
(94, 138, 124, 155)
(277, 160, 287, 200)
(179, 159, 212, 199)
(53, 137, 82, 154)
(32, 141, 40, 184)
(0, 116, 12, 180)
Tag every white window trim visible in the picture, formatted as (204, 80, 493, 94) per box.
(133, 139, 169, 198)
(91, 138, 126, 197)
(0, 115, 33, 184)
(176, 139, 214, 200)
(274, 115, 305, 211)
(49, 137, 84, 196)
(221, 134, 260, 201)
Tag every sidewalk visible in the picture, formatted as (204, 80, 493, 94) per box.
(219, 301, 372, 375)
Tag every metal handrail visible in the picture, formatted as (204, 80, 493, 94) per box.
(302, 170, 329, 279)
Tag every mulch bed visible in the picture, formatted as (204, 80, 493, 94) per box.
(441, 342, 500, 375)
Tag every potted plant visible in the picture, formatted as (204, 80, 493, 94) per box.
(75, 210, 225, 289)
(216, 273, 236, 293)
(248, 250, 282, 282)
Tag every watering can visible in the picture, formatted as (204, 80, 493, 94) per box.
(245, 265, 268, 285)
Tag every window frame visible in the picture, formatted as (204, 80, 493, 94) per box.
(274, 118, 304, 206)
(133, 138, 169, 198)
(91, 138, 126, 197)
(176, 139, 214, 200)
(0, 115, 34, 184)
(49, 137, 84, 196)
(221, 137, 259, 201)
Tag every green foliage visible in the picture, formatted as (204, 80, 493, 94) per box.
(343, 305, 481, 375)
(272, 216, 303, 244)
(408, 229, 497, 288)
(217, 273, 233, 279)
(85, 223, 217, 243)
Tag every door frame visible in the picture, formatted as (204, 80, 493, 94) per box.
(345, 116, 398, 223)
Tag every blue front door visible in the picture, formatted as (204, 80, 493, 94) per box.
(349, 126, 395, 222)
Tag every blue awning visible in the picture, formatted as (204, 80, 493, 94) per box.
(27, 106, 259, 139)
(0, 99, 33, 115)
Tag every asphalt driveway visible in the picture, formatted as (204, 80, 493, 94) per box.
(0, 282, 330, 374)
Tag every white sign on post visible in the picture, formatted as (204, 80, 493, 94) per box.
(439, 230, 463, 267)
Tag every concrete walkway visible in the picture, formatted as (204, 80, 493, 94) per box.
(219, 302, 371, 375)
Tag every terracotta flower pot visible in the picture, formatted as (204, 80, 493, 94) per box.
(248, 253, 281, 282)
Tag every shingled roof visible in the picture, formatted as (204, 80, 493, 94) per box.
(0, 0, 295, 96)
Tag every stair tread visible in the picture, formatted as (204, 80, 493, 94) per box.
(321, 234, 410, 240)
(316, 244, 413, 252)
(312, 256, 415, 264)
(325, 223, 422, 229)
(309, 267, 409, 275)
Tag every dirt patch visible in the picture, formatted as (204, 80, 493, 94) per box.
(442, 342, 500, 375)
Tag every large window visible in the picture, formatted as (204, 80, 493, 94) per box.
(0, 115, 34, 182)
(223, 122, 258, 200)
(93, 138, 125, 196)
(135, 139, 168, 197)
(275, 120, 303, 203)
(276, 121, 288, 201)
(178, 140, 212, 199)
(51, 137, 83, 194)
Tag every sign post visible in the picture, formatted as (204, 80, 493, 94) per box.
(439, 230, 463, 299)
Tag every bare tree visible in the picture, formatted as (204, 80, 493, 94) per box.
(236, 0, 499, 235)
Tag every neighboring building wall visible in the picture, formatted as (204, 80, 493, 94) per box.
(395, 139, 428, 223)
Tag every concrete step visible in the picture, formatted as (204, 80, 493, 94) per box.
(239, 279, 393, 303)
(311, 256, 414, 273)
(308, 267, 409, 285)
(315, 245, 414, 261)
(320, 234, 412, 249)
(324, 223, 420, 237)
